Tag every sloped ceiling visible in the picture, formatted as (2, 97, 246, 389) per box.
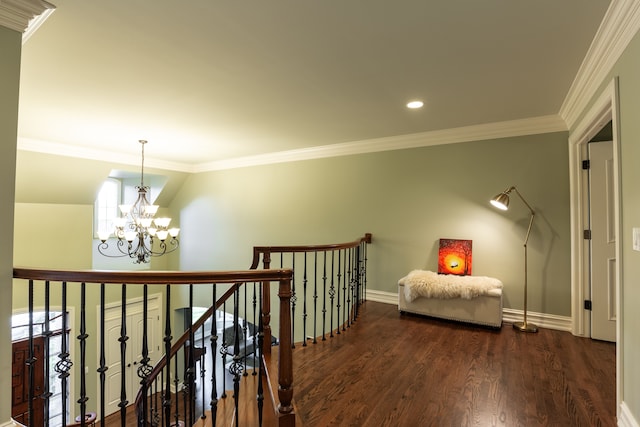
(15, 0, 612, 203)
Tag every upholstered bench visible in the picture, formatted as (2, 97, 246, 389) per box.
(398, 270, 503, 328)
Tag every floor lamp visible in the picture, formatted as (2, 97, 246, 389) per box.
(490, 186, 538, 333)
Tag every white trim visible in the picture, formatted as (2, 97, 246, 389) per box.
(0, 0, 55, 33)
(22, 5, 54, 43)
(18, 137, 193, 173)
(560, 0, 640, 129)
(18, 115, 566, 174)
(501, 308, 571, 332)
(195, 115, 566, 172)
(567, 78, 623, 421)
(366, 289, 398, 305)
(620, 401, 640, 427)
(371, 291, 572, 331)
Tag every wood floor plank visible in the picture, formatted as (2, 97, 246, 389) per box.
(291, 301, 616, 427)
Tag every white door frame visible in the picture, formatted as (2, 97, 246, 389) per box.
(568, 77, 622, 416)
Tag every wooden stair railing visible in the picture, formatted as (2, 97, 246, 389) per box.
(250, 233, 372, 352)
(11, 234, 372, 427)
(144, 233, 373, 426)
(12, 268, 294, 427)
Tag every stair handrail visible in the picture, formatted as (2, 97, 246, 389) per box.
(250, 233, 372, 351)
(249, 233, 372, 269)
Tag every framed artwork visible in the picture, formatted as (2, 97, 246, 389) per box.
(438, 238, 472, 275)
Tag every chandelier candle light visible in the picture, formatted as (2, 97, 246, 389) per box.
(490, 185, 537, 333)
(98, 140, 179, 264)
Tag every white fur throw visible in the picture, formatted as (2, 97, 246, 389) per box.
(399, 270, 503, 302)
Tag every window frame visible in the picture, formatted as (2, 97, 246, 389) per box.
(94, 177, 122, 239)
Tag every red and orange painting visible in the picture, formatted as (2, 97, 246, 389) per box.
(438, 238, 472, 276)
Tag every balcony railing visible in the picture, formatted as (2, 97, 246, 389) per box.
(12, 269, 294, 427)
(11, 234, 371, 427)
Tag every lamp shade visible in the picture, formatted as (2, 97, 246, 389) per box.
(490, 192, 510, 210)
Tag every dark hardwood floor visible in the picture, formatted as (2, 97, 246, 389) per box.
(291, 301, 616, 427)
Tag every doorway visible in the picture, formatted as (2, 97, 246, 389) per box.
(11, 311, 70, 427)
(587, 137, 616, 342)
(568, 77, 622, 415)
(101, 294, 162, 417)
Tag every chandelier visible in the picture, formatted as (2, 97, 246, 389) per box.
(97, 140, 179, 264)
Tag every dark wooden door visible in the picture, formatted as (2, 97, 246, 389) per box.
(12, 337, 45, 427)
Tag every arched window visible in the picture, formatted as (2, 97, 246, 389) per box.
(94, 178, 121, 238)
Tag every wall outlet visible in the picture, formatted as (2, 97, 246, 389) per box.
(633, 228, 640, 251)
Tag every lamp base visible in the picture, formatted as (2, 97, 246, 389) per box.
(513, 321, 538, 333)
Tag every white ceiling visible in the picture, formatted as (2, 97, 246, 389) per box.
(17, 0, 612, 171)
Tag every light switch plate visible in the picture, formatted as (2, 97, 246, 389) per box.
(633, 228, 640, 251)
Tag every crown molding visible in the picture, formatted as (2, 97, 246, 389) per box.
(18, 115, 566, 174)
(560, 0, 640, 130)
(195, 115, 567, 172)
(0, 0, 55, 33)
(18, 137, 194, 173)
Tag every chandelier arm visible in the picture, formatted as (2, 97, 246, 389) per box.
(97, 240, 133, 259)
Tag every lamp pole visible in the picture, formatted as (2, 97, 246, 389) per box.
(491, 186, 538, 333)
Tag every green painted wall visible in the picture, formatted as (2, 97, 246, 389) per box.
(171, 132, 572, 317)
(0, 25, 21, 423)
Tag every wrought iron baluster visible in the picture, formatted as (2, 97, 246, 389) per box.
(336, 250, 343, 334)
(354, 244, 362, 318)
(348, 247, 354, 326)
(78, 282, 89, 427)
(199, 315, 206, 419)
(55, 281, 72, 427)
(186, 283, 195, 427)
(312, 251, 319, 344)
(98, 283, 108, 426)
(363, 238, 369, 301)
(220, 300, 228, 399)
(329, 250, 336, 338)
(256, 282, 265, 427)
(163, 284, 173, 427)
(230, 287, 243, 427)
(43, 281, 52, 427)
(27, 279, 34, 427)
(118, 284, 128, 426)
(251, 281, 258, 376)
(343, 249, 349, 331)
(137, 284, 153, 427)
(210, 283, 218, 426)
(322, 251, 328, 341)
(290, 253, 297, 348)
(242, 282, 248, 376)
(302, 252, 308, 347)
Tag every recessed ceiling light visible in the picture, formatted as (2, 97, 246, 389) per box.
(406, 100, 424, 109)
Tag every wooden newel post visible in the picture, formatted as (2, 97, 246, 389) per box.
(277, 277, 295, 427)
(261, 252, 272, 355)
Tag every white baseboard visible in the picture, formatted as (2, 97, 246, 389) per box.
(1, 419, 17, 427)
(366, 289, 398, 305)
(366, 290, 572, 332)
(620, 401, 640, 427)
(502, 308, 572, 332)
